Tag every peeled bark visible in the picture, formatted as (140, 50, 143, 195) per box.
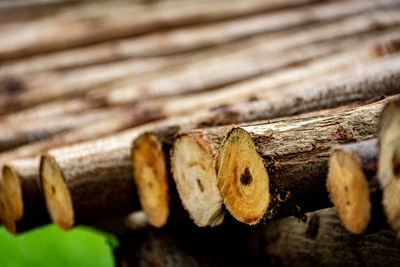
(249, 207, 400, 266)
(377, 96, 400, 235)
(213, 97, 391, 225)
(0, 0, 324, 60)
(1, 158, 49, 234)
(326, 139, 386, 234)
(138, 54, 400, 227)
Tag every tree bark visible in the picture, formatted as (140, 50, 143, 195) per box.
(0, 55, 189, 114)
(326, 139, 386, 234)
(141, 55, 400, 227)
(377, 96, 400, 235)
(248, 207, 400, 267)
(100, 28, 400, 107)
(2, 6, 399, 79)
(213, 97, 391, 225)
(0, 105, 138, 152)
(0, 0, 324, 60)
(1, 158, 50, 234)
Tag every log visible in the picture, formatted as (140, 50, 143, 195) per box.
(0, 106, 133, 151)
(4, 12, 400, 115)
(248, 207, 400, 266)
(157, 37, 400, 117)
(139, 54, 400, 227)
(326, 139, 386, 234)
(0, 55, 189, 114)
(0, 0, 324, 60)
(214, 98, 391, 225)
(100, 27, 400, 107)
(377, 96, 400, 235)
(1, 158, 49, 234)
(0, 106, 160, 233)
(4, 3, 400, 79)
(39, 123, 157, 230)
(172, 97, 388, 227)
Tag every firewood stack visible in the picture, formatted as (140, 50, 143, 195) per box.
(2, 0, 400, 265)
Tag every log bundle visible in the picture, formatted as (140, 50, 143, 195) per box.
(2, 1, 400, 266)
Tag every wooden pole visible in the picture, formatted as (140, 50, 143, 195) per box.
(0, 106, 135, 152)
(326, 139, 386, 234)
(4, 4, 400, 79)
(101, 28, 400, 107)
(248, 207, 400, 266)
(0, 0, 324, 60)
(377, 96, 400, 235)
(1, 158, 50, 234)
(138, 54, 400, 227)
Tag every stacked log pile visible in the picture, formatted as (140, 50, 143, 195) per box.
(2, 0, 400, 266)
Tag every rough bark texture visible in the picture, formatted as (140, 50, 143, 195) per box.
(0, 106, 132, 151)
(0, 105, 163, 163)
(1, 158, 49, 234)
(157, 37, 400, 117)
(99, 28, 400, 107)
(135, 55, 400, 227)
(0, 0, 324, 60)
(0, 55, 188, 114)
(327, 139, 386, 234)
(40, 126, 149, 229)
(248, 208, 400, 267)
(214, 97, 392, 225)
(377, 96, 400, 235)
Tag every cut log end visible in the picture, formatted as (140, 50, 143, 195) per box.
(132, 133, 168, 228)
(327, 146, 371, 234)
(0, 184, 17, 234)
(40, 155, 74, 230)
(171, 134, 224, 227)
(216, 127, 269, 225)
(378, 98, 400, 233)
(2, 165, 23, 221)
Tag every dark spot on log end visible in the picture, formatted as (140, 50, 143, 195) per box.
(1, 78, 25, 93)
(196, 179, 204, 193)
(392, 153, 400, 178)
(306, 214, 320, 239)
(346, 201, 350, 206)
(240, 167, 252, 186)
(148, 182, 153, 189)
(51, 185, 56, 194)
(344, 186, 348, 192)
(247, 95, 259, 102)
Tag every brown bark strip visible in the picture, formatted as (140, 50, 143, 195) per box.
(0, 0, 324, 60)
(214, 97, 392, 225)
(377, 96, 400, 235)
(1, 158, 49, 234)
(2, 9, 399, 115)
(0, 106, 161, 164)
(327, 139, 386, 234)
(249, 207, 400, 266)
(3, 4, 400, 78)
(0, 55, 188, 114)
(136, 53, 400, 227)
(0, 106, 136, 152)
(101, 28, 400, 107)
(3, 6, 400, 81)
